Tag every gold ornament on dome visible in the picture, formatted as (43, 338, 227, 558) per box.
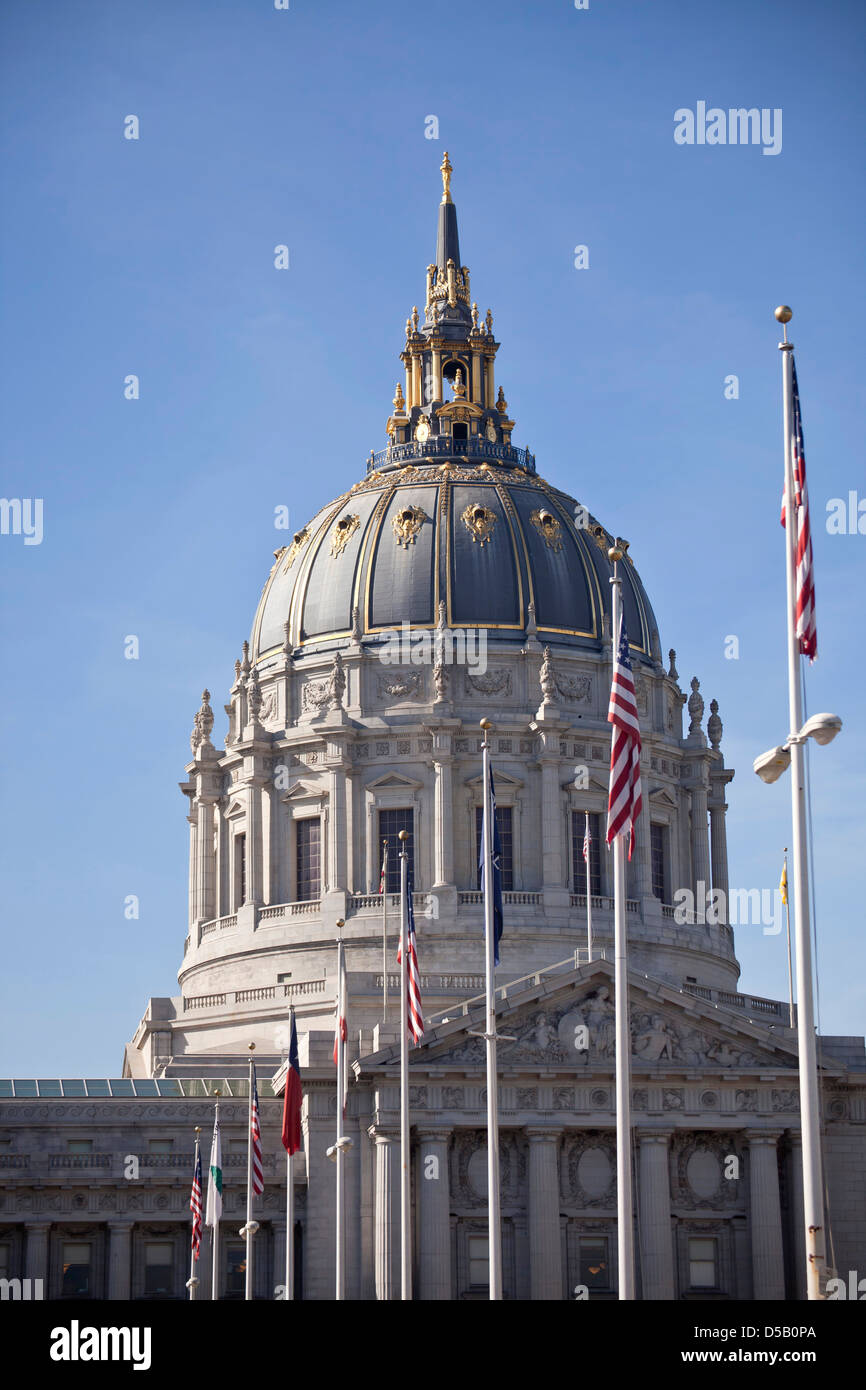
(283, 527, 310, 571)
(461, 502, 497, 547)
(330, 513, 360, 557)
(530, 508, 563, 552)
(414, 416, 430, 442)
(392, 504, 427, 549)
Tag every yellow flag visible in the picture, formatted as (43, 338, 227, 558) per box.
(780, 860, 788, 905)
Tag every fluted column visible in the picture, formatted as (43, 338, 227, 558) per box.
(371, 1128, 397, 1300)
(107, 1221, 132, 1300)
(432, 756, 453, 888)
(527, 1129, 562, 1299)
(416, 1128, 452, 1300)
(329, 765, 348, 893)
(411, 354, 421, 409)
(24, 1221, 49, 1293)
(708, 790, 730, 924)
(484, 354, 495, 407)
(690, 781, 711, 902)
(246, 779, 262, 905)
(637, 1130, 675, 1298)
(431, 349, 442, 402)
(471, 350, 482, 404)
(188, 815, 198, 925)
(788, 1131, 807, 1300)
(635, 783, 653, 902)
(196, 799, 217, 923)
(272, 1219, 287, 1299)
(747, 1130, 786, 1299)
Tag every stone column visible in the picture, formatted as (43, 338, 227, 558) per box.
(107, 1221, 132, 1300)
(537, 730, 566, 900)
(637, 1130, 675, 1298)
(527, 1129, 563, 1300)
(329, 765, 348, 894)
(272, 1220, 287, 1299)
(690, 781, 711, 904)
(246, 779, 261, 905)
(635, 784, 654, 903)
(431, 349, 442, 402)
(432, 755, 453, 888)
(708, 791, 730, 924)
(188, 814, 198, 925)
(24, 1221, 50, 1294)
(416, 1128, 452, 1300)
(485, 354, 495, 407)
(788, 1131, 807, 1300)
(747, 1130, 786, 1299)
(471, 350, 482, 404)
(412, 354, 421, 409)
(371, 1128, 397, 1300)
(197, 799, 217, 923)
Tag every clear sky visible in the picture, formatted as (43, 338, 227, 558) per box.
(1, 0, 863, 1074)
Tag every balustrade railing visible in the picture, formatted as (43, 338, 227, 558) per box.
(367, 436, 536, 474)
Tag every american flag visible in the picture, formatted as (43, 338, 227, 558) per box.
(250, 1066, 264, 1197)
(332, 944, 347, 1066)
(189, 1145, 203, 1260)
(583, 816, 591, 864)
(397, 869, 424, 1045)
(780, 359, 817, 661)
(606, 609, 642, 858)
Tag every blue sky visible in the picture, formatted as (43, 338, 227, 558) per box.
(1, 0, 863, 1073)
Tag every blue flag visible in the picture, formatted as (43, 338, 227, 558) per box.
(479, 766, 504, 966)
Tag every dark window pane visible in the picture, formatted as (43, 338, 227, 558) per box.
(572, 812, 602, 896)
(378, 809, 415, 893)
(226, 1245, 246, 1298)
(650, 823, 667, 901)
(579, 1235, 609, 1290)
(296, 819, 321, 901)
(475, 804, 513, 891)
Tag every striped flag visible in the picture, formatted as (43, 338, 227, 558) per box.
(583, 817, 591, 864)
(780, 858, 788, 906)
(379, 840, 388, 894)
(250, 1067, 264, 1197)
(281, 1008, 303, 1156)
(190, 1145, 203, 1259)
(780, 360, 817, 661)
(333, 948, 347, 1066)
(606, 610, 642, 859)
(398, 869, 424, 1045)
(205, 1110, 222, 1227)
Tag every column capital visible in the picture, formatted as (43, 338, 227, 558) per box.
(525, 1127, 562, 1143)
(24, 1219, 51, 1231)
(414, 1127, 452, 1143)
(634, 1127, 673, 1145)
(106, 1219, 134, 1231)
(744, 1128, 783, 1145)
(367, 1124, 398, 1144)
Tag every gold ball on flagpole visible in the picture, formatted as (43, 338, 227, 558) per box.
(480, 717, 492, 730)
(608, 544, 624, 562)
(194, 1126, 202, 1134)
(398, 829, 409, 841)
(248, 1042, 256, 1052)
(774, 305, 793, 324)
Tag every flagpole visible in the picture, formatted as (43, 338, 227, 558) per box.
(778, 307, 826, 1298)
(211, 1090, 220, 1301)
(398, 828, 412, 1300)
(783, 851, 795, 1030)
(585, 810, 593, 963)
(335, 922, 346, 1301)
(243, 1043, 259, 1301)
(285, 1004, 295, 1301)
(188, 1127, 201, 1301)
(609, 551, 635, 1300)
(480, 717, 503, 1300)
(382, 840, 389, 1021)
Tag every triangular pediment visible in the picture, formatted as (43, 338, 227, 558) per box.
(465, 770, 524, 791)
(648, 786, 678, 808)
(357, 961, 834, 1078)
(225, 799, 245, 819)
(280, 779, 322, 802)
(366, 771, 424, 791)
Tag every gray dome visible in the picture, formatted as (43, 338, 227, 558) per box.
(251, 458, 660, 664)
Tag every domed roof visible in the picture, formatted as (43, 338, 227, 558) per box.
(251, 154, 661, 668)
(252, 456, 660, 665)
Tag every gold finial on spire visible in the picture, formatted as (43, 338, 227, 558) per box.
(393, 382, 406, 413)
(452, 368, 466, 399)
(440, 150, 453, 203)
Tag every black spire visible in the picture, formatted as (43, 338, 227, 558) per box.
(436, 152, 461, 269)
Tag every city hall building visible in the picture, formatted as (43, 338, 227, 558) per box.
(2, 157, 863, 1301)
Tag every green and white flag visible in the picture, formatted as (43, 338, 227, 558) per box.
(205, 1111, 222, 1227)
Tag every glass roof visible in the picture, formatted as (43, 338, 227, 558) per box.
(0, 1078, 276, 1099)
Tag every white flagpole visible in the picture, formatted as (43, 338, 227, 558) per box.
(285, 1004, 295, 1301)
(335, 922, 346, 1301)
(382, 840, 389, 1021)
(609, 553, 635, 1300)
(210, 1090, 220, 1301)
(783, 851, 795, 1030)
(779, 310, 826, 1298)
(187, 1127, 201, 1301)
(243, 1043, 259, 1301)
(398, 829, 412, 1300)
(480, 717, 503, 1300)
(585, 810, 593, 963)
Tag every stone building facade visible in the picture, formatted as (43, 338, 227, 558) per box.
(1, 155, 863, 1300)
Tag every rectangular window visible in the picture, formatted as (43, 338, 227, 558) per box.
(61, 1242, 92, 1298)
(475, 805, 514, 890)
(67, 1139, 93, 1154)
(578, 1235, 610, 1291)
(295, 818, 321, 901)
(378, 809, 415, 893)
(650, 823, 668, 901)
(144, 1241, 174, 1298)
(688, 1236, 718, 1288)
(572, 812, 602, 896)
(148, 1139, 172, 1154)
(468, 1234, 489, 1287)
(235, 833, 246, 909)
(226, 1245, 246, 1298)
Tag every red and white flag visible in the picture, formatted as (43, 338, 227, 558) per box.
(583, 816, 591, 865)
(333, 942, 348, 1114)
(249, 1067, 264, 1197)
(189, 1144, 203, 1260)
(378, 840, 388, 894)
(780, 359, 817, 661)
(397, 869, 424, 1045)
(606, 610, 642, 859)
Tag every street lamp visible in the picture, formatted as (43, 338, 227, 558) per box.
(753, 712, 842, 784)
